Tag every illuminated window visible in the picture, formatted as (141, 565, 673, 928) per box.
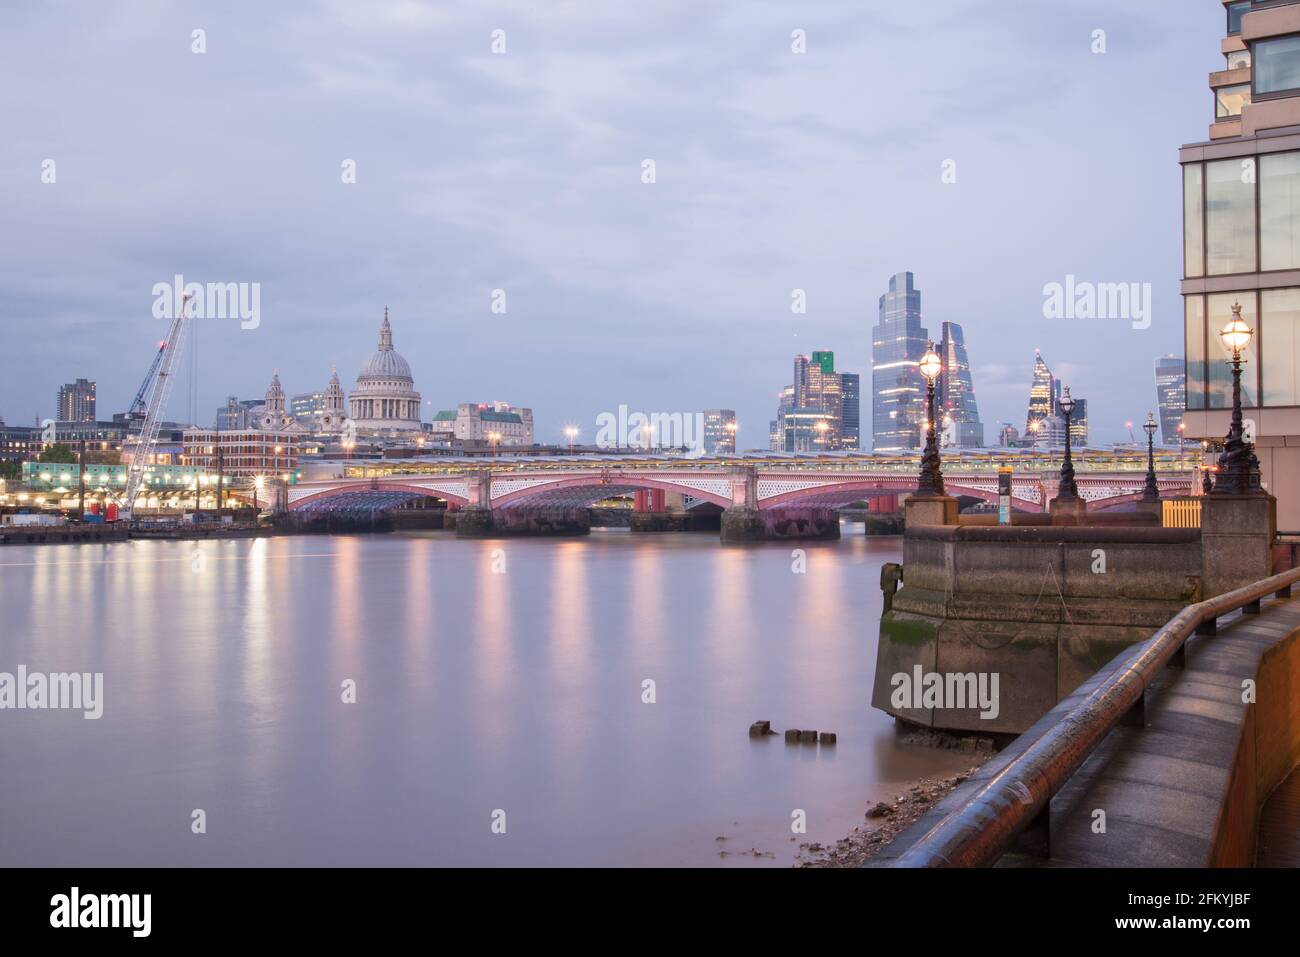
(1215, 83, 1251, 118)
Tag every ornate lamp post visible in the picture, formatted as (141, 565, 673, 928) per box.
(1142, 412, 1160, 502)
(916, 340, 945, 496)
(1056, 386, 1079, 502)
(565, 426, 578, 455)
(1213, 303, 1262, 495)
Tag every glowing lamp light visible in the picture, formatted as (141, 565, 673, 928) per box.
(919, 345, 943, 383)
(1220, 305, 1253, 356)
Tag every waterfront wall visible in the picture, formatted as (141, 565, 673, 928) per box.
(873, 524, 1204, 734)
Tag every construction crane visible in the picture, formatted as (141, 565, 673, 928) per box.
(124, 340, 168, 426)
(120, 292, 195, 520)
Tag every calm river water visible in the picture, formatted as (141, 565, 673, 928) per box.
(0, 528, 970, 866)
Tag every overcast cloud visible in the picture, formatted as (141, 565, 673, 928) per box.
(0, 0, 1221, 445)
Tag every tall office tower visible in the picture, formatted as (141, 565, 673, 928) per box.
(805, 350, 843, 448)
(770, 384, 796, 450)
(1068, 398, 1089, 447)
(781, 408, 835, 452)
(702, 409, 737, 454)
(57, 378, 96, 422)
(936, 322, 985, 448)
(872, 271, 930, 450)
(840, 372, 861, 450)
(1026, 350, 1057, 435)
(1154, 355, 1187, 446)
(792, 354, 811, 406)
(1181, 1, 1300, 529)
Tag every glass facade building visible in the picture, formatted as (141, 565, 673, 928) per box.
(937, 321, 984, 448)
(702, 409, 736, 454)
(1154, 355, 1187, 446)
(1026, 351, 1057, 436)
(872, 272, 930, 450)
(1181, 0, 1300, 531)
(772, 353, 859, 450)
(840, 372, 861, 450)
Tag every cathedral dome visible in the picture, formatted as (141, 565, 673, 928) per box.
(358, 340, 412, 381)
(348, 308, 423, 432)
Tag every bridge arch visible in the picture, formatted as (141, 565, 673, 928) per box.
(289, 481, 470, 512)
(758, 478, 1041, 512)
(491, 475, 732, 510)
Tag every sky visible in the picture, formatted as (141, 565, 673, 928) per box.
(0, 0, 1223, 447)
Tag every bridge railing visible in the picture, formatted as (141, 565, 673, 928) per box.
(890, 563, 1300, 867)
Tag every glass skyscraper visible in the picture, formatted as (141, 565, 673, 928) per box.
(1026, 350, 1057, 435)
(702, 409, 736, 454)
(772, 352, 859, 450)
(937, 321, 984, 448)
(1154, 355, 1186, 446)
(872, 272, 930, 450)
(840, 372, 860, 450)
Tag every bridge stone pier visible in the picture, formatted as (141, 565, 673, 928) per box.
(875, 488, 1278, 734)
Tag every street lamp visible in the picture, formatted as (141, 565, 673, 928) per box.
(1056, 386, 1079, 502)
(1141, 411, 1160, 503)
(814, 419, 830, 451)
(488, 431, 501, 459)
(253, 474, 264, 510)
(565, 426, 578, 455)
(916, 340, 945, 496)
(725, 420, 737, 453)
(1212, 303, 1262, 494)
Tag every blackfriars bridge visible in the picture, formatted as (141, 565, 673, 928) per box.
(287, 454, 1198, 518)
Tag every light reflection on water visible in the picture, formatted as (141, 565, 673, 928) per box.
(0, 530, 970, 866)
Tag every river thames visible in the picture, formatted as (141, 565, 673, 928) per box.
(0, 529, 970, 866)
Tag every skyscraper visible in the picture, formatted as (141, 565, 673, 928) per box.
(1025, 350, 1057, 435)
(56, 378, 96, 422)
(774, 351, 858, 450)
(804, 350, 843, 446)
(769, 385, 796, 451)
(872, 272, 930, 450)
(702, 409, 736, 454)
(1154, 355, 1186, 446)
(1069, 398, 1089, 447)
(936, 321, 984, 448)
(840, 372, 860, 450)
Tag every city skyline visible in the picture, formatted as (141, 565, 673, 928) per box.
(0, 2, 1218, 447)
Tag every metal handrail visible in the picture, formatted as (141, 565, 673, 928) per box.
(892, 563, 1300, 867)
